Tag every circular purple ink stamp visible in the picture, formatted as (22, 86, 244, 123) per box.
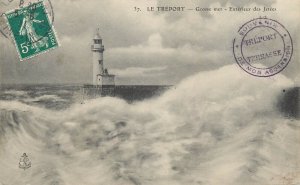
(233, 17, 293, 77)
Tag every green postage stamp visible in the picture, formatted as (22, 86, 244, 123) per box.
(5, 1, 59, 61)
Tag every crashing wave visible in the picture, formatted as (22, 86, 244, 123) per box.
(0, 65, 299, 185)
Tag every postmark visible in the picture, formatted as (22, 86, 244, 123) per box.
(233, 17, 293, 77)
(4, 0, 59, 61)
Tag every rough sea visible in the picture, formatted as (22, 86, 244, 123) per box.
(0, 65, 299, 185)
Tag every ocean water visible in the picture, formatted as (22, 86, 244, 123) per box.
(0, 85, 170, 110)
(0, 65, 299, 185)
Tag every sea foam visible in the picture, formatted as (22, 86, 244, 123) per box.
(0, 65, 298, 185)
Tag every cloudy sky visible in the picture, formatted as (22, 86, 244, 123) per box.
(0, 0, 299, 85)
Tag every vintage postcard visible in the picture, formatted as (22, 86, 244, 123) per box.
(0, 0, 299, 185)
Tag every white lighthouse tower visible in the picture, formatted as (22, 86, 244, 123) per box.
(81, 28, 115, 99)
(91, 28, 115, 87)
(92, 29, 104, 85)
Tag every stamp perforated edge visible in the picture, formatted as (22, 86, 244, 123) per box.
(4, 0, 60, 61)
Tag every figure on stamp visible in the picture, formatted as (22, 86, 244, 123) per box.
(19, 9, 49, 52)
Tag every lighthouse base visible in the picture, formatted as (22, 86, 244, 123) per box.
(81, 85, 115, 99)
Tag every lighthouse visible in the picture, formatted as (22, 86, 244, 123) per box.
(91, 29, 115, 87)
(92, 29, 104, 85)
(81, 28, 115, 98)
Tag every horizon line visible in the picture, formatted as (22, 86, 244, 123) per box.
(0, 83, 174, 86)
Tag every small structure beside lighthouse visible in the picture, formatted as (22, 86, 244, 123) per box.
(81, 28, 115, 98)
